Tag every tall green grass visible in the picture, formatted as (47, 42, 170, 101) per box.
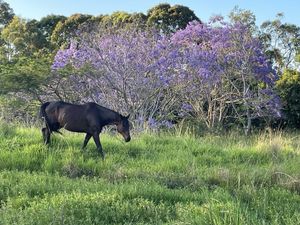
(0, 123, 299, 224)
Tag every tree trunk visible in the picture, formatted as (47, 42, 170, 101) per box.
(244, 105, 251, 135)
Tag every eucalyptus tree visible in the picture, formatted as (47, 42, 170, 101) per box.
(51, 14, 93, 49)
(147, 3, 200, 33)
(260, 13, 300, 72)
(0, 0, 14, 27)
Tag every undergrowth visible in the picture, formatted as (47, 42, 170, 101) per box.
(0, 124, 299, 224)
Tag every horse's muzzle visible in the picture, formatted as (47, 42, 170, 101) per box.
(125, 136, 131, 142)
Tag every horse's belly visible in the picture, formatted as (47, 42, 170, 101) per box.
(65, 126, 86, 133)
(59, 112, 88, 133)
(62, 121, 87, 133)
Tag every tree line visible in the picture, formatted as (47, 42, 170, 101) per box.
(0, 0, 299, 133)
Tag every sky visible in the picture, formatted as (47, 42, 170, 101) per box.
(5, 0, 300, 26)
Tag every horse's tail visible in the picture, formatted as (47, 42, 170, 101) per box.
(40, 102, 51, 132)
(40, 102, 50, 119)
(40, 102, 63, 135)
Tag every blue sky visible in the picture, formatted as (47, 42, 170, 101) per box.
(5, 0, 300, 26)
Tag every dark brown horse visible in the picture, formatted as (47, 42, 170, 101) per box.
(40, 101, 131, 159)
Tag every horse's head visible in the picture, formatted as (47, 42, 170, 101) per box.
(117, 114, 131, 142)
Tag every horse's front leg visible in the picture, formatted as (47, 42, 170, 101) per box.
(92, 132, 105, 160)
(82, 133, 92, 149)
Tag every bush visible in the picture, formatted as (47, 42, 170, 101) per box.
(276, 69, 300, 128)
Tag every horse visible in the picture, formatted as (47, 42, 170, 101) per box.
(40, 101, 131, 159)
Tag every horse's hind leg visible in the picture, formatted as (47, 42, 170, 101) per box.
(42, 127, 51, 144)
(42, 128, 47, 143)
(92, 132, 105, 160)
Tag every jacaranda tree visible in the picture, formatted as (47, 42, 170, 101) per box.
(52, 18, 280, 133)
(52, 27, 177, 130)
(169, 18, 280, 134)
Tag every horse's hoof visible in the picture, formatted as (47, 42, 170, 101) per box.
(101, 152, 105, 160)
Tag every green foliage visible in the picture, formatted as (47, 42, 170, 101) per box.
(0, 56, 50, 94)
(147, 3, 200, 33)
(276, 69, 300, 128)
(260, 14, 300, 72)
(0, 95, 40, 122)
(0, 124, 299, 224)
(37, 14, 67, 50)
(51, 14, 93, 48)
(0, 55, 50, 122)
(229, 6, 256, 30)
(101, 12, 147, 29)
(0, 0, 14, 27)
(1, 16, 27, 57)
(1, 15, 56, 58)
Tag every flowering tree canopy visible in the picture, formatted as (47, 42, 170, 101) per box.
(52, 28, 177, 130)
(52, 18, 280, 133)
(170, 19, 280, 133)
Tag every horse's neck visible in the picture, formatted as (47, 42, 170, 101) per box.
(109, 115, 121, 125)
(103, 110, 121, 126)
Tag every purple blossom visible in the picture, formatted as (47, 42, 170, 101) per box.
(182, 103, 193, 112)
(148, 117, 158, 129)
(52, 42, 78, 70)
(51, 18, 280, 131)
(160, 120, 174, 128)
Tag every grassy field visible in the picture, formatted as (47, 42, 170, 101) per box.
(0, 123, 299, 225)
